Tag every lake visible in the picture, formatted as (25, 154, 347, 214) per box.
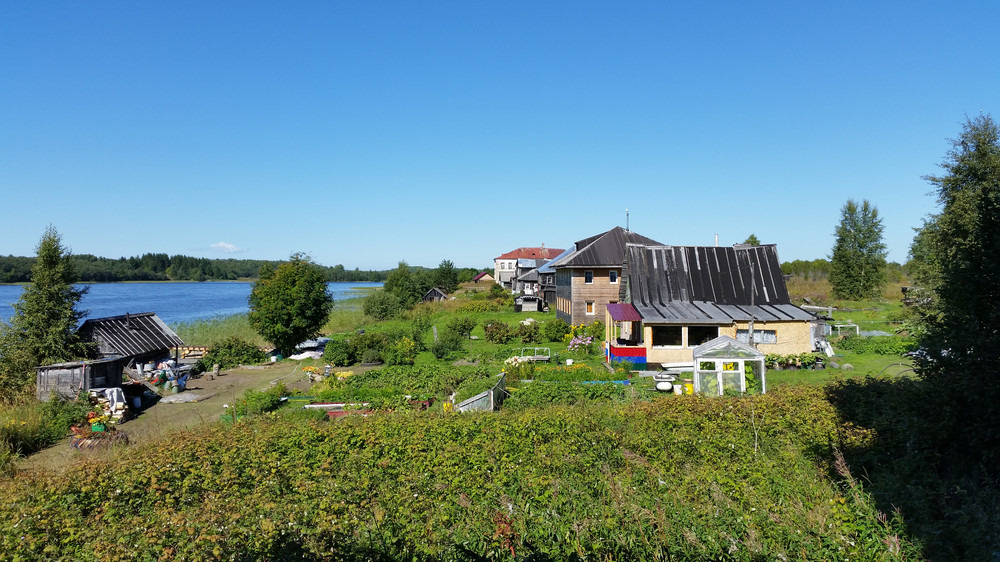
(0, 281, 382, 327)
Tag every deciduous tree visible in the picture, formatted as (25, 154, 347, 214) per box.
(829, 199, 887, 299)
(248, 253, 333, 358)
(918, 114, 1000, 373)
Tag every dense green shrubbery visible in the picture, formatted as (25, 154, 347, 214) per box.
(483, 321, 514, 344)
(504, 381, 627, 410)
(321, 338, 353, 366)
(431, 329, 466, 360)
(542, 318, 571, 342)
(837, 335, 917, 355)
(515, 321, 539, 343)
(363, 289, 403, 320)
(0, 387, 920, 560)
(458, 299, 505, 313)
(200, 336, 268, 370)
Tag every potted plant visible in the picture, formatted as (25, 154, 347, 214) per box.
(765, 353, 782, 370)
(783, 354, 799, 370)
(798, 353, 817, 370)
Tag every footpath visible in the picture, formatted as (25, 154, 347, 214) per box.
(18, 363, 314, 473)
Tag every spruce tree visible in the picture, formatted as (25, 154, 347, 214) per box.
(0, 226, 90, 396)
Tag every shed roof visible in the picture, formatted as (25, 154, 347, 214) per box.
(550, 227, 663, 269)
(473, 272, 494, 281)
(626, 244, 814, 324)
(79, 312, 185, 359)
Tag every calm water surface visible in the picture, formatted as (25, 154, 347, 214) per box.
(0, 282, 381, 326)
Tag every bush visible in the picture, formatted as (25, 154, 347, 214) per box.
(322, 339, 354, 367)
(431, 329, 465, 360)
(384, 337, 416, 366)
(489, 282, 507, 298)
(203, 336, 268, 369)
(586, 320, 605, 339)
(516, 322, 540, 343)
(543, 318, 571, 342)
(363, 290, 403, 321)
(348, 332, 391, 360)
(483, 321, 514, 344)
(361, 349, 382, 365)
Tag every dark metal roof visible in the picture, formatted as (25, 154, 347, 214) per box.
(606, 303, 642, 322)
(536, 247, 575, 274)
(626, 245, 815, 324)
(555, 227, 663, 269)
(518, 268, 540, 282)
(79, 312, 185, 359)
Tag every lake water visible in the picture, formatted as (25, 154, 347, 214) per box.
(0, 281, 382, 327)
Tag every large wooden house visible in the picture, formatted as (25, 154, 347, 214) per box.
(606, 244, 817, 368)
(549, 227, 663, 326)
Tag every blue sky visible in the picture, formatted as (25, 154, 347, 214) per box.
(2, 2, 997, 269)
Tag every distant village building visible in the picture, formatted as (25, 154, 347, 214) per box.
(493, 245, 564, 290)
(472, 272, 495, 284)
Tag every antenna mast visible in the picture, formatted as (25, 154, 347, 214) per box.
(625, 209, 630, 232)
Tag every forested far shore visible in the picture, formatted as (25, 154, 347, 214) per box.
(0, 253, 390, 283)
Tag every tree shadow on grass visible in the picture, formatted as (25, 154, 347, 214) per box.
(824, 375, 1000, 560)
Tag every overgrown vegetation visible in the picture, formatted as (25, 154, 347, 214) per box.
(0, 387, 925, 560)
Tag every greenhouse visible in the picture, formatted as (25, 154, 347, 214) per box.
(692, 336, 766, 396)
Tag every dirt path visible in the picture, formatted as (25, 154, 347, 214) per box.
(17, 362, 316, 474)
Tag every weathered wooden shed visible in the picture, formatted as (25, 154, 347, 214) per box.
(36, 357, 126, 401)
(79, 312, 185, 366)
(422, 287, 448, 303)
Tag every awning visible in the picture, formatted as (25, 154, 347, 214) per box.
(606, 303, 642, 322)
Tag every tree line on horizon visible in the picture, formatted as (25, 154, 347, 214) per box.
(0, 253, 461, 284)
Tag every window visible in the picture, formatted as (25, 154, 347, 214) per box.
(585, 271, 594, 284)
(736, 329, 777, 344)
(609, 270, 618, 284)
(586, 301, 595, 315)
(688, 326, 719, 346)
(651, 326, 683, 347)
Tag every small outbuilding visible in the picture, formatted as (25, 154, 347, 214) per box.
(36, 357, 126, 401)
(691, 336, 766, 396)
(473, 272, 495, 284)
(422, 287, 449, 303)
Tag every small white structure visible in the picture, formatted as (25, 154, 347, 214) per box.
(692, 336, 766, 396)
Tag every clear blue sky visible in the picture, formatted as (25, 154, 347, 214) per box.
(2, 2, 997, 269)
